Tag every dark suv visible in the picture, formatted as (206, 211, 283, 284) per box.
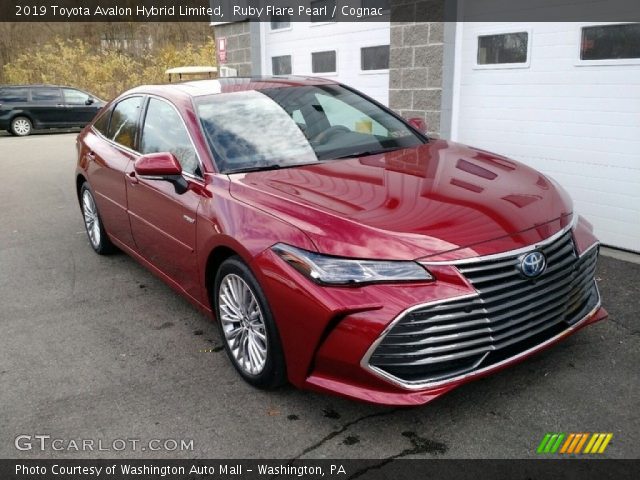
(0, 85, 105, 136)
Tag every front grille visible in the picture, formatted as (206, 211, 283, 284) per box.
(368, 231, 600, 385)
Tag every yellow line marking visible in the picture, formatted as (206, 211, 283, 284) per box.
(597, 434, 613, 454)
(590, 433, 606, 454)
(584, 433, 598, 454)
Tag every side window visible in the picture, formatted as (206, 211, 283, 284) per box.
(63, 88, 91, 105)
(93, 108, 111, 136)
(140, 98, 200, 177)
(31, 87, 62, 103)
(0, 87, 29, 103)
(108, 96, 143, 150)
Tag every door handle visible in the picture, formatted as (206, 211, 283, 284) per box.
(127, 171, 139, 185)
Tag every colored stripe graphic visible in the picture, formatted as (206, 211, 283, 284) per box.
(597, 433, 613, 453)
(574, 433, 589, 453)
(537, 434, 552, 453)
(550, 434, 565, 453)
(560, 433, 575, 453)
(537, 433, 613, 454)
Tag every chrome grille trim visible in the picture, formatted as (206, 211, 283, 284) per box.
(361, 233, 601, 390)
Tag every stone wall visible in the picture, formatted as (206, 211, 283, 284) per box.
(389, 21, 445, 137)
(213, 21, 253, 76)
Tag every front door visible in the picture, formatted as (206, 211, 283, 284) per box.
(126, 97, 205, 300)
(85, 95, 145, 249)
(61, 88, 100, 126)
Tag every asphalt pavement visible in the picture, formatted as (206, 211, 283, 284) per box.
(0, 132, 638, 459)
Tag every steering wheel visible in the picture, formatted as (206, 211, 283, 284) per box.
(311, 125, 351, 144)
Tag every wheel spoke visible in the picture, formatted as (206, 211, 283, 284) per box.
(218, 273, 268, 375)
(82, 191, 101, 248)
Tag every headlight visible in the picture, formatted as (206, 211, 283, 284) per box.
(272, 244, 433, 285)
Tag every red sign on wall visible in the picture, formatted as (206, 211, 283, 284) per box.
(218, 37, 227, 64)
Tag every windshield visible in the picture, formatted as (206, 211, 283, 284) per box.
(195, 84, 425, 173)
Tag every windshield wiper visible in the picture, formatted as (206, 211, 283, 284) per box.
(224, 164, 283, 174)
(224, 161, 323, 175)
(327, 146, 403, 161)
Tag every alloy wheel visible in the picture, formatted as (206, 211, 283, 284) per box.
(218, 273, 268, 375)
(82, 190, 101, 249)
(12, 118, 31, 136)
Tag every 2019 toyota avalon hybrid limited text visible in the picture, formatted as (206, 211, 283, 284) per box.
(74, 77, 607, 405)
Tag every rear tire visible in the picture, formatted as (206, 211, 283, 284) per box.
(10, 116, 32, 136)
(214, 256, 287, 389)
(80, 183, 115, 255)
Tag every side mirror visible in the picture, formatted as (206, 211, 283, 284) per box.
(134, 152, 188, 194)
(85, 97, 95, 105)
(407, 117, 427, 135)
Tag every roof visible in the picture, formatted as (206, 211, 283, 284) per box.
(0, 84, 79, 89)
(129, 76, 339, 100)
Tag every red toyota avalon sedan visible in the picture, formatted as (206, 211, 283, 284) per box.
(75, 77, 607, 405)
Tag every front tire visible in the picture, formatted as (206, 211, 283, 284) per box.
(10, 116, 32, 136)
(80, 183, 114, 255)
(214, 256, 287, 389)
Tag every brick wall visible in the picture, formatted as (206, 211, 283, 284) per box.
(389, 22, 445, 137)
(214, 21, 253, 76)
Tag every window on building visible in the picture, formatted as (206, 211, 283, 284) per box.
(477, 32, 529, 65)
(362, 0, 390, 12)
(312, 51, 337, 73)
(108, 96, 143, 150)
(270, 13, 291, 30)
(361, 45, 390, 70)
(141, 98, 200, 177)
(272, 55, 292, 75)
(311, 0, 336, 22)
(580, 23, 640, 60)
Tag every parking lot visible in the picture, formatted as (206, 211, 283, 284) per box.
(0, 133, 638, 459)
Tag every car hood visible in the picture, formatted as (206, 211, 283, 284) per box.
(228, 140, 573, 261)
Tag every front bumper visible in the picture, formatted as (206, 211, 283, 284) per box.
(253, 215, 607, 406)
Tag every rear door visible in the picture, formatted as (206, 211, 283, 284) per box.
(126, 96, 204, 299)
(0, 87, 30, 127)
(29, 87, 64, 127)
(62, 88, 100, 126)
(84, 96, 144, 249)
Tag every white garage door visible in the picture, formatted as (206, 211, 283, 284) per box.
(453, 20, 640, 252)
(261, 22, 390, 105)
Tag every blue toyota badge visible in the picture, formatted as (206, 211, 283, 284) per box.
(520, 251, 546, 278)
